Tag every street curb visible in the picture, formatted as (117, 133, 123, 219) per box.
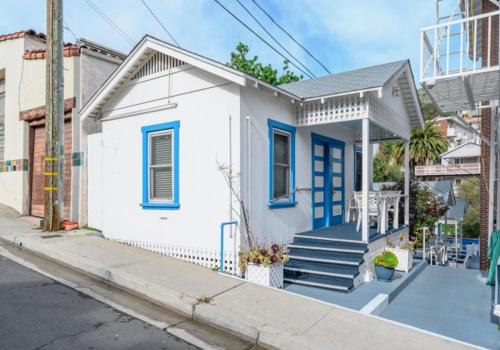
(0, 234, 481, 350)
(0, 235, 196, 317)
(0, 234, 262, 346)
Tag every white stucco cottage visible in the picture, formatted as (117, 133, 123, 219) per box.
(80, 36, 423, 290)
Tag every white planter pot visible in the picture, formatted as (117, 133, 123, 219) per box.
(245, 263, 284, 288)
(386, 248, 413, 273)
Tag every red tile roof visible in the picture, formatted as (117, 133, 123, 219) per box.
(19, 97, 76, 122)
(23, 45, 81, 60)
(0, 29, 46, 42)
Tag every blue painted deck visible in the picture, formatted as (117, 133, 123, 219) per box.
(284, 260, 425, 310)
(380, 266, 499, 350)
(297, 222, 407, 242)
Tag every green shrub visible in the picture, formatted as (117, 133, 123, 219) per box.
(373, 251, 398, 269)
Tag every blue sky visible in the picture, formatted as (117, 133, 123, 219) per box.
(1, 0, 439, 81)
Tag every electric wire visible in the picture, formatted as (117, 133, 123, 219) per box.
(250, 0, 331, 74)
(211, 0, 313, 79)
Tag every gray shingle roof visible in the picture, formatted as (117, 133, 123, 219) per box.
(279, 60, 408, 99)
(421, 180, 455, 206)
(447, 197, 467, 221)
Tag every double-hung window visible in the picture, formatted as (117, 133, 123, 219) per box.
(268, 119, 296, 208)
(0, 78, 5, 160)
(141, 121, 180, 209)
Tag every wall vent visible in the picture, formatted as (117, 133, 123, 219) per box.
(131, 52, 185, 80)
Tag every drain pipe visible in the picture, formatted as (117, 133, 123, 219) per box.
(220, 221, 238, 273)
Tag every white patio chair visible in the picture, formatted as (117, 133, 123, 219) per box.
(381, 191, 401, 230)
(347, 195, 358, 222)
(354, 191, 380, 233)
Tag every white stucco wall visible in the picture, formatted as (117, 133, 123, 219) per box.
(87, 132, 103, 229)
(77, 51, 121, 223)
(0, 36, 44, 213)
(96, 65, 241, 251)
(239, 87, 356, 246)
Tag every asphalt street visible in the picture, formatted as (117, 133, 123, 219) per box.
(0, 256, 199, 350)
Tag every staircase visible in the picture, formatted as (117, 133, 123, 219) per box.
(284, 233, 368, 292)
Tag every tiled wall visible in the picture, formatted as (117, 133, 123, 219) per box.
(0, 159, 28, 172)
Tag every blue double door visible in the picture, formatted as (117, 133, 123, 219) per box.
(312, 134, 345, 230)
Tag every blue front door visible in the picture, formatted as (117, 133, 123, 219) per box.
(312, 134, 345, 230)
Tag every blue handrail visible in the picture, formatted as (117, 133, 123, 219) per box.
(220, 221, 238, 273)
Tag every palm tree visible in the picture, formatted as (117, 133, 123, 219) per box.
(393, 119, 448, 166)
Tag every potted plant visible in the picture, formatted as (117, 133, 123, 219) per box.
(373, 251, 398, 282)
(386, 233, 415, 273)
(239, 244, 288, 288)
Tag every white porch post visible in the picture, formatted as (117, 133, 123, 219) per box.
(362, 118, 370, 242)
(404, 141, 410, 226)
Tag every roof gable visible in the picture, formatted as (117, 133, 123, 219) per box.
(80, 36, 249, 120)
(440, 142, 480, 159)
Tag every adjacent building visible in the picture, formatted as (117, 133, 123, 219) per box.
(419, 0, 499, 270)
(0, 30, 124, 222)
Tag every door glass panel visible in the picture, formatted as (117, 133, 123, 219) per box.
(332, 205, 342, 216)
(332, 162, 341, 173)
(314, 176, 324, 187)
(332, 176, 341, 187)
(314, 191, 324, 203)
(333, 191, 341, 201)
(331, 148, 341, 159)
(314, 206, 324, 218)
(314, 145, 324, 157)
(314, 160, 324, 172)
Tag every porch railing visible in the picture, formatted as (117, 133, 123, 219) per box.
(415, 163, 481, 176)
(420, 10, 499, 82)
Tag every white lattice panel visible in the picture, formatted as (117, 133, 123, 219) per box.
(246, 264, 283, 288)
(296, 95, 367, 126)
(113, 239, 237, 274)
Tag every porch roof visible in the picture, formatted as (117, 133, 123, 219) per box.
(279, 60, 408, 99)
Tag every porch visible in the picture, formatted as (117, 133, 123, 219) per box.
(294, 222, 407, 243)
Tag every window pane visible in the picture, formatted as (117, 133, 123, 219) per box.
(273, 132, 289, 165)
(151, 132, 172, 166)
(273, 165, 289, 199)
(151, 166, 172, 200)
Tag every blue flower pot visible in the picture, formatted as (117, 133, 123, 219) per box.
(375, 265, 395, 282)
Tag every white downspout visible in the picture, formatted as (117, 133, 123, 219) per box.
(246, 115, 251, 244)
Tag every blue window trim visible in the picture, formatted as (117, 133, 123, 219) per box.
(268, 118, 296, 209)
(141, 120, 180, 210)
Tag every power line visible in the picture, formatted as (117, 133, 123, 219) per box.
(82, 0, 135, 45)
(235, 0, 315, 78)
(211, 0, 313, 79)
(250, 0, 332, 75)
(63, 20, 78, 42)
(139, 0, 180, 47)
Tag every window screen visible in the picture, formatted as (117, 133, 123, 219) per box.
(149, 131, 173, 201)
(273, 131, 290, 200)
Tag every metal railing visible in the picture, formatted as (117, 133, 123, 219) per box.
(415, 163, 480, 176)
(420, 10, 500, 82)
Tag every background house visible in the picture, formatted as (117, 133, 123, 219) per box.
(0, 30, 124, 223)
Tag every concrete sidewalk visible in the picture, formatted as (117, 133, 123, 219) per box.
(0, 206, 478, 350)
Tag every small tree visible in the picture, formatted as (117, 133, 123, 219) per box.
(227, 42, 302, 86)
(458, 178, 480, 238)
(409, 183, 448, 246)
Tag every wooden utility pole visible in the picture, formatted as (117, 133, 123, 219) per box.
(44, 0, 64, 231)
